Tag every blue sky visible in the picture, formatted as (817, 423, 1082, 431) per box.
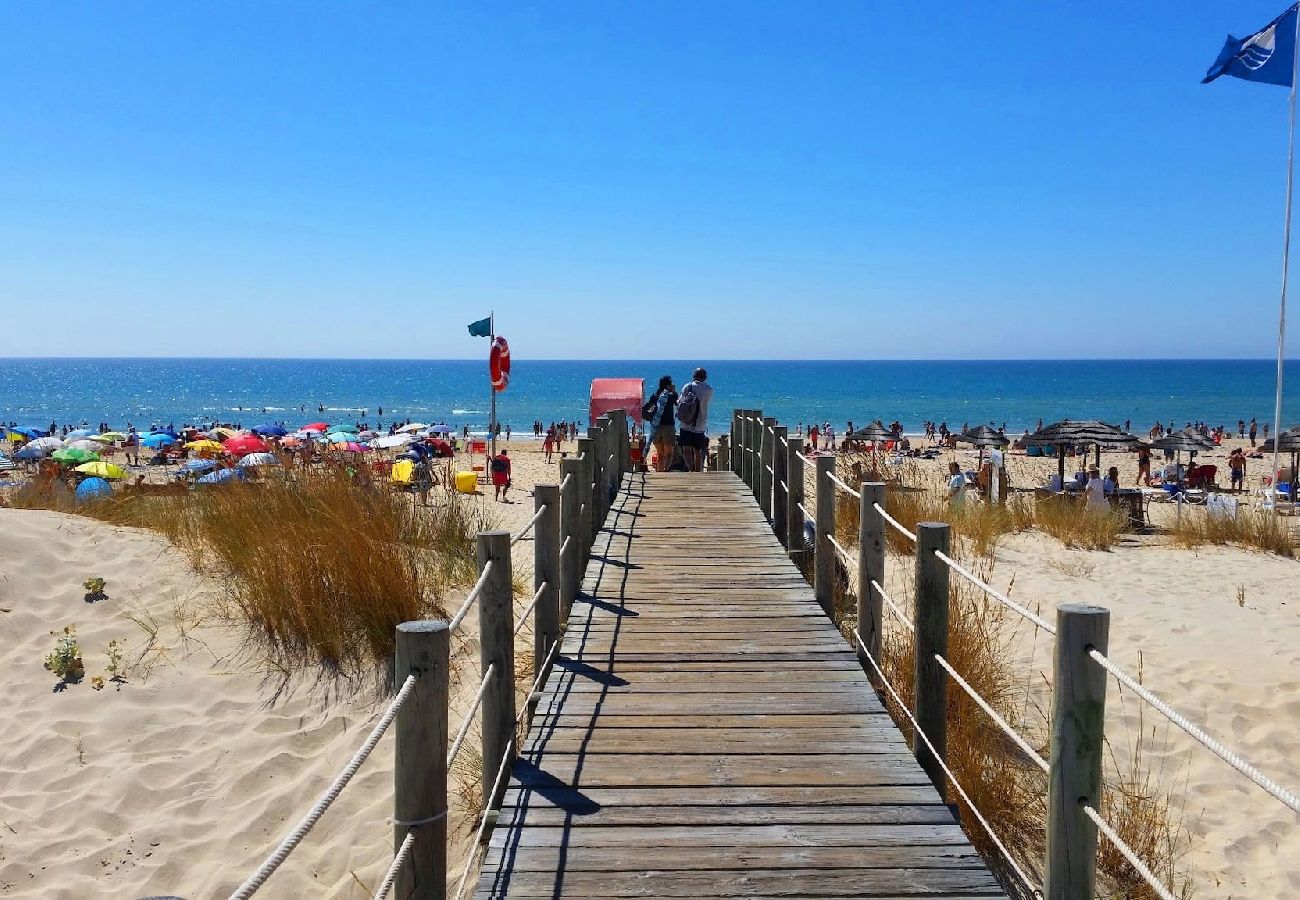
(1, 1, 1297, 359)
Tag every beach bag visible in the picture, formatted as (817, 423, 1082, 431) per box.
(675, 386, 700, 428)
(490, 456, 508, 474)
(641, 395, 658, 419)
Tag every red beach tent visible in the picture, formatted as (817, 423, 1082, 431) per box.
(589, 378, 644, 427)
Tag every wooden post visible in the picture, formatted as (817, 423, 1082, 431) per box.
(591, 419, 607, 531)
(576, 436, 594, 561)
(610, 408, 629, 475)
(759, 416, 776, 522)
(717, 434, 730, 472)
(913, 522, 950, 792)
(393, 621, 449, 900)
(751, 410, 764, 501)
(477, 530, 515, 813)
(559, 458, 581, 616)
(730, 409, 741, 474)
(533, 484, 561, 683)
(786, 438, 805, 555)
(736, 410, 748, 485)
(857, 483, 887, 676)
(744, 410, 757, 489)
(813, 455, 835, 615)
(1045, 604, 1110, 900)
(772, 425, 788, 546)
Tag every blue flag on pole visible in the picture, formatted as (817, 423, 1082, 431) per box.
(1203, 3, 1299, 86)
(467, 316, 492, 337)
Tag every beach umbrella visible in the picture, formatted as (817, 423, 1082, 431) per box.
(65, 428, 94, 439)
(252, 423, 288, 437)
(28, 436, 65, 451)
(398, 423, 428, 433)
(210, 427, 240, 438)
(196, 467, 244, 486)
(331, 441, 365, 452)
(428, 424, 453, 435)
(92, 432, 125, 442)
(185, 439, 225, 452)
(1258, 426, 1300, 493)
(52, 447, 101, 464)
(65, 439, 102, 452)
(326, 431, 358, 443)
(223, 434, 269, 457)
(141, 433, 177, 449)
(14, 445, 46, 460)
(178, 458, 219, 476)
(8, 427, 44, 441)
(74, 477, 113, 503)
(238, 452, 280, 467)
(1021, 420, 1140, 489)
(302, 422, 329, 432)
(74, 461, 129, 480)
(372, 433, 414, 449)
(357, 429, 379, 439)
(955, 425, 1011, 468)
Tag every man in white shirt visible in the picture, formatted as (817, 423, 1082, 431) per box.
(947, 461, 966, 506)
(677, 367, 713, 472)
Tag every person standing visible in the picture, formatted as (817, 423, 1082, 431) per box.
(1135, 444, 1152, 486)
(946, 461, 966, 507)
(1084, 465, 1107, 511)
(490, 449, 512, 502)
(1228, 446, 1246, 493)
(676, 368, 713, 472)
(1250, 418, 1258, 447)
(643, 375, 678, 473)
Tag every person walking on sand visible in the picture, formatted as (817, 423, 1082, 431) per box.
(490, 449, 512, 502)
(1250, 418, 1258, 447)
(1228, 447, 1246, 492)
(946, 461, 966, 507)
(543, 426, 556, 462)
(1135, 444, 1152, 486)
(676, 368, 713, 472)
(643, 375, 678, 472)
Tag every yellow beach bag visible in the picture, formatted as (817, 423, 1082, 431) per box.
(390, 459, 414, 487)
(455, 470, 478, 494)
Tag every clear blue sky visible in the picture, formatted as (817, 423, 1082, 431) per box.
(2, 1, 1297, 359)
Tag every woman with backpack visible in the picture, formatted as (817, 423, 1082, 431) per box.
(642, 375, 677, 472)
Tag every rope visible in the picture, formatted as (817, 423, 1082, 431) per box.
(828, 534, 857, 572)
(935, 654, 1048, 774)
(779, 479, 788, 493)
(559, 472, 572, 490)
(372, 830, 416, 900)
(796, 451, 810, 464)
(510, 504, 549, 545)
(870, 579, 913, 633)
(1083, 805, 1178, 900)
(796, 501, 812, 522)
(514, 582, 548, 635)
(559, 535, 572, 555)
(934, 549, 1055, 635)
(1088, 649, 1300, 814)
(851, 630, 1040, 895)
(765, 464, 774, 474)
(227, 674, 420, 900)
(827, 472, 860, 498)
(448, 561, 495, 633)
(447, 664, 495, 768)
(872, 502, 917, 543)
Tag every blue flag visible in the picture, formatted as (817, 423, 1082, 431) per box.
(467, 316, 492, 337)
(1203, 4, 1299, 86)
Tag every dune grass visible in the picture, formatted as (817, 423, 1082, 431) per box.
(1168, 506, 1294, 556)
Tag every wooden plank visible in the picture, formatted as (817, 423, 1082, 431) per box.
(482, 843, 988, 873)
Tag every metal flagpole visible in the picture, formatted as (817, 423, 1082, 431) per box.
(489, 311, 497, 458)
(1272, 11, 1300, 512)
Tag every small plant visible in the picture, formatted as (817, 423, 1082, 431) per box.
(105, 639, 126, 683)
(44, 626, 85, 683)
(83, 576, 107, 602)
(91, 675, 105, 691)
(1236, 585, 1246, 608)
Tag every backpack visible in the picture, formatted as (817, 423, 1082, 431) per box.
(641, 395, 658, 419)
(675, 385, 700, 428)
(490, 456, 508, 473)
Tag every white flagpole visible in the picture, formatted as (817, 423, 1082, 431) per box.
(489, 311, 497, 458)
(1272, 9, 1300, 510)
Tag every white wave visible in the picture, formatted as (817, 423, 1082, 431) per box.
(452, 409, 485, 415)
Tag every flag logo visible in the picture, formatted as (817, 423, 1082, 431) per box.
(1241, 25, 1278, 70)
(1202, 3, 1298, 87)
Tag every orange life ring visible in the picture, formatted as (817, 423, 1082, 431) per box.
(490, 336, 511, 392)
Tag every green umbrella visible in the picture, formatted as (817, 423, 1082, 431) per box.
(52, 448, 102, 464)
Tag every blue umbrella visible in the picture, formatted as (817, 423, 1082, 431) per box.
(142, 433, 176, 448)
(179, 458, 219, 476)
(15, 445, 45, 460)
(252, 423, 288, 437)
(75, 477, 113, 503)
(65, 428, 95, 439)
(196, 468, 244, 486)
(238, 452, 280, 468)
(12, 427, 44, 439)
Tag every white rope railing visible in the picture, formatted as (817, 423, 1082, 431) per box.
(559, 534, 572, 555)
(372, 830, 416, 900)
(933, 549, 1055, 635)
(227, 673, 420, 900)
(559, 472, 573, 490)
(765, 464, 774, 474)
(1083, 804, 1178, 900)
(447, 664, 495, 768)
(510, 504, 549, 546)
(828, 534, 856, 572)
(872, 502, 917, 543)
(851, 630, 1039, 895)
(827, 472, 860, 499)
(935, 654, 1048, 774)
(1088, 649, 1300, 815)
(870, 579, 913, 633)
(448, 561, 495, 633)
(796, 451, 810, 464)
(514, 582, 547, 635)
(796, 501, 812, 522)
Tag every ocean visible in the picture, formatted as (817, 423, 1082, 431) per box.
(0, 358, 1295, 436)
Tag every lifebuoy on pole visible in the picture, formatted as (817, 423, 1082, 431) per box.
(490, 336, 511, 392)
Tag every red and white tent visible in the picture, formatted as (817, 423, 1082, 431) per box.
(589, 378, 645, 426)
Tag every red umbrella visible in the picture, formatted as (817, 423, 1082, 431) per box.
(302, 422, 329, 432)
(223, 434, 270, 457)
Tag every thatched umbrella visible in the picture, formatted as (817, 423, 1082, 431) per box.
(1021, 420, 1140, 489)
(1259, 425, 1300, 491)
(849, 421, 894, 470)
(955, 425, 1009, 463)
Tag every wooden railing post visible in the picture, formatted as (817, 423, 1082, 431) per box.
(1045, 604, 1110, 900)
(746, 410, 758, 489)
(559, 458, 581, 616)
(730, 409, 741, 475)
(477, 530, 515, 814)
(576, 437, 594, 559)
(914, 522, 950, 792)
(813, 455, 835, 615)
(736, 410, 748, 486)
(857, 483, 887, 677)
(610, 409, 629, 475)
(786, 438, 805, 554)
(750, 410, 764, 502)
(772, 425, 788, 546)
(534, 484, 561, 684)
(393, 621, 449, 900)
(591, 418, 607, 529)
(759, 416, 776, 522)
(717, 434, 730, 472)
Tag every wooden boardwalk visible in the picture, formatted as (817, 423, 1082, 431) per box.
(475, 471, 1005, 899)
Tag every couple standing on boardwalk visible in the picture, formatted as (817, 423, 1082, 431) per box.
(643, 367, 713, 473)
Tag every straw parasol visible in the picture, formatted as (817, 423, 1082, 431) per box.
(1021, 420, 1141, 488)
(849, 421, 893, 442)
(955, 425, 1009, 466)
(1259, 425, 1300, 488)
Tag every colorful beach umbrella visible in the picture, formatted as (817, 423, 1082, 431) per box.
(210, 427, 240, 438)
(184, 439, 225, 452)
(92, 432, 125, 442)
(223, 435, 269, 457)
(75, 477, 113, 503)
(142, 433, 177, 448)
(326, 431, 358, 443)
(8, 427, 44, 440)
(65, 439, 102, 452)
(53, 448, 101, 464)
(238, 452, 280, 467)
(302, 422, 329, 432)
(28, 436, 64, 451)
(428, 424, 453, 435)
(331, 441, 365, 452)
(74, 461, 129, 480)
(372, 433, 414, 449)
(196, 468, 244, 485)
(65, 428, 95, 439)
(252, 423, 288, 437)
(14, 445, 45, 460)
(178, 459, 219, 476)
(397, 423, 428, 433)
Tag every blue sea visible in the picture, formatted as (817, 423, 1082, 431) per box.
(0, 358, 1295, 436)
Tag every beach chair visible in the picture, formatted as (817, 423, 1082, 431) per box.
(469, 439, 488, 484)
